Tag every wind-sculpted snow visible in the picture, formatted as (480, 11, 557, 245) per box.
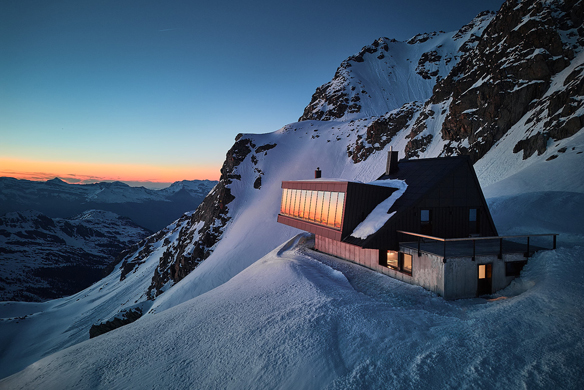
(2, 234, 583, 389)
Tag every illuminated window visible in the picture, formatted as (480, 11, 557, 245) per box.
(321, 192, 331, 225)
(335, 192, 344, 228)
(382, 251, 412, 275)
(402, 253, 412, 274)
(315, 191, 324, 223)
(280, 189, 288, 214)
(299, 190, 307, 218)
(386, 251, 399, 269)
(308, 191, 317, 221)
(280, 188, 345, 230)
(329, 192, 338, 227)
(478, 264, 491, 279)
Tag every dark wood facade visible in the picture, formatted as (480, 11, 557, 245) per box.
(278, 156, 497, 252)
(356, 159, 498, 251)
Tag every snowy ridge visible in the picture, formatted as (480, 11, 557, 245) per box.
(299, 12, 495, 121)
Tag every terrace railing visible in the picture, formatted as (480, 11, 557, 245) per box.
(397, 231, 558, 262)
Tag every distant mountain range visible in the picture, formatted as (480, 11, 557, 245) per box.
(0, 178, 218, 231)
(0, 210, 151, 301)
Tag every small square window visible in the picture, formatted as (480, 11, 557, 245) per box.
(421, 209, 430, 222)
(386, 251, 399, 269)
(469, 209, 477, 222)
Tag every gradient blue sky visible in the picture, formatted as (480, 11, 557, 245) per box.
(1, 0, 504, 187)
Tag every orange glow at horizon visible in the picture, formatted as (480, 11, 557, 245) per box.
(0, 157, 220, 184)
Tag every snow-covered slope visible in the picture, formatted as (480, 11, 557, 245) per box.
(1, 0, 583, 386)
(299, 12, 495, 121)
(0, 210, 151, 301)
(2, 234, 583, 389)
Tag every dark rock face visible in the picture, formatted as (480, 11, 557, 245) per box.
(347, 102, 420, 163)
(425, 0, 584, 162)
(298, 69, 351, 121)
(416, 50, 442, 80)
(298, 37, 393, 122)
(255, 143, 277, 154)
(143, 137, 252, 299)
(89, 307, 143, 338)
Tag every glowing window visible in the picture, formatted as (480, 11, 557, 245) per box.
(478, 264, 486, 279)
(386, 251, 399, 269)
(334, 192, 344, 228)
(402, 253, 412, 273)
(321, 192, 331, 225)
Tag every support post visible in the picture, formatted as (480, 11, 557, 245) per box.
(472, 239, 476, 261)
(525, 236, 530, 258)
(498, 238, 503, 259)
(443, 240, 446, 261)
(418, 237, 421, 257)
(553, 235, 557, 250)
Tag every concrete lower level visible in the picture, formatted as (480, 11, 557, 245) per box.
(314, 235, 530, 300)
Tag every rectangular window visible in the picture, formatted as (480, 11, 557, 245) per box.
(280, 189, 287, 214)
(402, 253, 412, 274)
(285, 189, 291, 215)
(478, 264, 492, 279)
(280, 189, 345, 230)
(299, 190, 307, 218)
(420, 209, 432, 235)
(308, 191, 315, 220)
(315, 191, 324, 223)
(386, 251, 399, 269)
(335, 192, 344, 228)
(328, 192, 338, 228)
(293, 190, 300, 216)
(469, 208, 479, 235)
(321, 192, 331, 225)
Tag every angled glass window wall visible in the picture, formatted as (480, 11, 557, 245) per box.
(280, 188, 345, 230)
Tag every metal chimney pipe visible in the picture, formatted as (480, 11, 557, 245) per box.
(315, 167, 322, 179)
(385, 148, 399, 175)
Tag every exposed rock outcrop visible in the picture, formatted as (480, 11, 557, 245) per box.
(144, 137, 252, 299)
(426, 0, 583, 162)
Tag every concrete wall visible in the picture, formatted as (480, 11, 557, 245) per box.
(315, 235, 526, 300)
(442, 253, 526, 300)
(399, 247, 445, 297)
(315, 236, 416, 287)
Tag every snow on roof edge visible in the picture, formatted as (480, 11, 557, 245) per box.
(350, 179, 408, 240)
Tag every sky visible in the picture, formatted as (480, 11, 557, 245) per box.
(0, 0, 504, 188)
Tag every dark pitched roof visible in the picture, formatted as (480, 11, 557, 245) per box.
(378, 156, 470, 214)
(342, 156, 471, 246)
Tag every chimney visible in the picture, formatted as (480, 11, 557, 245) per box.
(385, 147, 399, 175)
(315, 167, 322, 179)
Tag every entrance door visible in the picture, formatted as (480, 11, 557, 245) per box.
(477, 264, 492, 296)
